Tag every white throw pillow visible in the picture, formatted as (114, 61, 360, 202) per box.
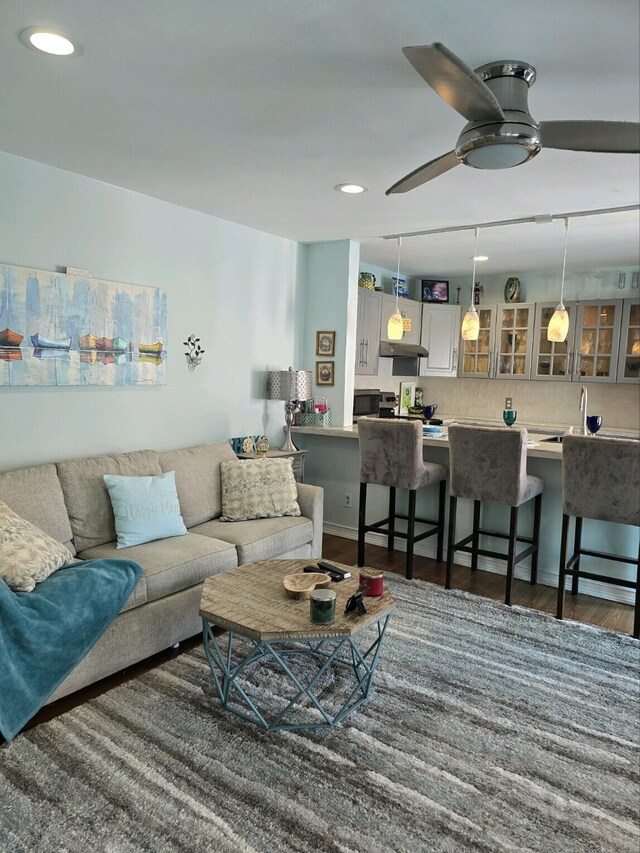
(0, 501, 74, 592)
(220, 458, 300, 521)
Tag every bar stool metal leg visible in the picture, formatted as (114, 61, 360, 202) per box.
(531, 493, 542, 585)
(471, 500, 481, 572)
(571, 517, 583, 596)
(436, 480, 446, 564)
(388, 487, 396, 553)
(406, 490, 417, 580)
(445, 496, 457, 589)
(505, 506, 518, 606)
(357, 482, 367, 567)
(556, 513, 570, 621)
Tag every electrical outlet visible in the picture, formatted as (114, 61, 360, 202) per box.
(344, 493, 352, 508)
(505, 397, 513, 410)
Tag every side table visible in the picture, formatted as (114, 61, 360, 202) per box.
(236, 448, 308, 483)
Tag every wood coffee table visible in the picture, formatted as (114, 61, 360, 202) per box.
(199, 559, 394, 731)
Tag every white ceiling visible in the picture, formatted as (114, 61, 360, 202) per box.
(1, 0, 639, 276)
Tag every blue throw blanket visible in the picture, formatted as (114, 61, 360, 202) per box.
(0, 558, 142, 741)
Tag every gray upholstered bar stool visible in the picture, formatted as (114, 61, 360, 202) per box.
(357, 417, 447, 580)
(446, 424, 543, 605)
(558, 434, 640, 639)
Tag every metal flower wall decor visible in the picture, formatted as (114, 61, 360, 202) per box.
(184, 333, 204, 370)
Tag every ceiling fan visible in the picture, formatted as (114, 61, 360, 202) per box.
(386, 42, 640, 194)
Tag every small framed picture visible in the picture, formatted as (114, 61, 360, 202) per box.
(316, 330, 335, 357)
(399, 380, 416, 414)
(421, 280, 449, 303)
(315, 361, 335, 386)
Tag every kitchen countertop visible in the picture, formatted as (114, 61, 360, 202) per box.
(292, 417, 640, 461)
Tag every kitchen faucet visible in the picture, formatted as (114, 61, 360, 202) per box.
(579, 385, 588, 435)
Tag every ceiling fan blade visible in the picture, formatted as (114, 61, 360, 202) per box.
(386, 151, 460, 195)
(540, 121, 640, 153)
(402, 43, 505, 123)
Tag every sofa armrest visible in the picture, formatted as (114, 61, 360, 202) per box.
(296, 483, 323, 558)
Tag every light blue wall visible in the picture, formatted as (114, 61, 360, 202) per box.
(0, 152, 306, 470)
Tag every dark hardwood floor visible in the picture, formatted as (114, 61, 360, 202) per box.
(20, 532, 635, 735)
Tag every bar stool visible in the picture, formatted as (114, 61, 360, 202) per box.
(446, 424, 543, 605)
(357, 417, 447, 580)
(557, 434, 640, 639)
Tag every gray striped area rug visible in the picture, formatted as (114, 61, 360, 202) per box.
(1, 575, 639, 853)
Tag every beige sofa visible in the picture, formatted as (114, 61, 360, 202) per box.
(0, 442, 323, 703)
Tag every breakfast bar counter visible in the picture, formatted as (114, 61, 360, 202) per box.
(292, 419, 639, 607)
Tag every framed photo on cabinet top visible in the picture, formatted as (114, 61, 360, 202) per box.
(316, 330, 335, 357)
(421, 280, 449, 304)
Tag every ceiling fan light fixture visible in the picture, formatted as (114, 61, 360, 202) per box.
(20, 27, 81, 56)
(462, 140, 537, 169)
(335, 183, 367, 194)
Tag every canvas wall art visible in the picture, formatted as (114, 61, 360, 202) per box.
(0, 264, 167, 386)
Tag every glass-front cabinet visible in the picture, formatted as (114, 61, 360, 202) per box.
(572, 300, 622, 383)
(458, 303, 534, 379)
(494, 304, 535, 379)
(458, 306, 495, 378)
(616, 298, 640, 384)
(531, 301, 578, 381)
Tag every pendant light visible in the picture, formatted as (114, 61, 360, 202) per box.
(547, 217, 571, 342)
(387, 237, 404, 340)
(461, 228, 481, 341)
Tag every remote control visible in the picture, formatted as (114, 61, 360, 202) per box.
(303, 564, 348, 582)
(316, 561, 351, 579)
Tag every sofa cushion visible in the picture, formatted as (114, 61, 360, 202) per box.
(0, 464, 75, 555)
(191, 516, 313, 564)
(103, 471, 187, 548)
(220, 458, 300, 522)
(0, 501, 75, 592)
(57, 450, 163, 552)
(158, 443, 236, 528)
(78, 532, 237, 604)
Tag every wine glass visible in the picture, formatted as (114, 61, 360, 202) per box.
(503, 409, 517, 428)
(586, 415, 603, 436)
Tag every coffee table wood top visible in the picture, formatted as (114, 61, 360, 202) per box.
(200, 559, 395, 641)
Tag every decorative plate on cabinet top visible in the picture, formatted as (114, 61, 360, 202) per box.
(504, 277, 521, 303)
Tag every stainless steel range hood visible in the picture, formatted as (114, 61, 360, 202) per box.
(379, 341, 429, 358)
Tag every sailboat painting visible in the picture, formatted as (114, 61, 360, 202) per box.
(0, 263, 167, 386)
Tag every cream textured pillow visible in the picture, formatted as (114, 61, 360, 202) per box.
(0, 501, 74, 592)
(220, 458, 301, 522)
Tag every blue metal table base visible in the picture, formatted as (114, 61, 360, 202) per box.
(202, 614, 392, 731)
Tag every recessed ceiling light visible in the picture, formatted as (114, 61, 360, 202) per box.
(20, 27, 82, 57)
(472, 255, 490, 262)
(335, 183, 368, 194)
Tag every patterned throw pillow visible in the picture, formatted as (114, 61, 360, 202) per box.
(0, 501, 74, 592)
(220, 458, 301, 522)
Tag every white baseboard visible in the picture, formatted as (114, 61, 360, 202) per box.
(323, 522, 635, 606)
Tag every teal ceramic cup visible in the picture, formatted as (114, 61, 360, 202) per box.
(309, 588, 337, 624)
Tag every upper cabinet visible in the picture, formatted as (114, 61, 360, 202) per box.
(458, 303, 535, 380)
(617, 298, 640, 384)
(458, 305, 496, 378)
(355, 289, 382, 376)
(380, 295, 422, 345)
(531, 301, 577, 381)
(419, 304, 461, 377)
(572, 299, 622, 383)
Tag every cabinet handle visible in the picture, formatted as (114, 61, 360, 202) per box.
(488, 351, 493, 378)
(364, 339, 368, 366)
(567, 350, 573, 378)
(452, 347, 457, 372)
(360, 339, 365, 367)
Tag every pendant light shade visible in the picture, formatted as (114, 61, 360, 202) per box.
(548, 217, 571, 343)
(387, 237, 404, 340)
(461, 228, 481, 342)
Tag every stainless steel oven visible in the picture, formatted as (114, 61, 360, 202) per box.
(353, 389, 381, 422)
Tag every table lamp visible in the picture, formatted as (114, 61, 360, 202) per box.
(266, 367, 313, 452)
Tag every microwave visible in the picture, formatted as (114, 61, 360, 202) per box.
(353, 389, 381, 422)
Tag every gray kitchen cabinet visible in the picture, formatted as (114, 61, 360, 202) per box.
(355, 288, 382, 376)
(380, 294, 422, 345)
(419, 303, 461, 377)
(616, 297, 640, 384)
(457, 305, 497, 378)
(531, 301, 579, 382)
(492, 302, 536, 380)
(572, 299, 622, 383)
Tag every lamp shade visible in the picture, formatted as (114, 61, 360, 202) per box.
(266, 368, 312, 401)
(387, 311, 404, 341)
(547, 305, 569, 342)
(461, 305, 480, 341)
